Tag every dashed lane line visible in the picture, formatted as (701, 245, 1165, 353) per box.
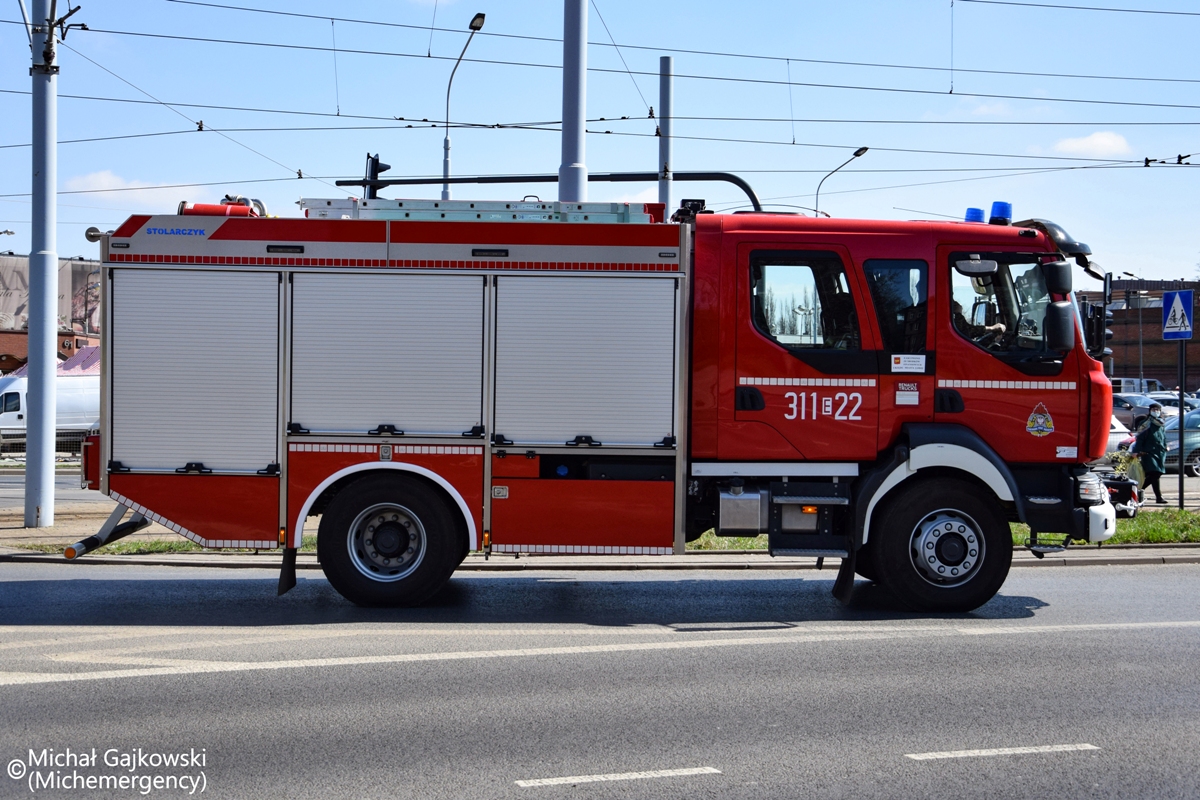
(516, 766, 721, 787)
(906, 744, 1100, 760)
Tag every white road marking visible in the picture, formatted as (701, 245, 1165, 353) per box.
(0, 619, 1196, 687)
(516, 766, 721, 787)
(906, 743, 1100, 761)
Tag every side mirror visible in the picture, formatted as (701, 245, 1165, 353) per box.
(955, 258, 998, 276)
(1045, 301, 1076, 353)
(1040, 260, 1072, 295)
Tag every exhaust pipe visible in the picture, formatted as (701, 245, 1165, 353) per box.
(64, 505, 150, 560)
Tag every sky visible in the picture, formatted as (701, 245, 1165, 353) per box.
(1, 0, 1197, 286)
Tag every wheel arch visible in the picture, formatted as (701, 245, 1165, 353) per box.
(859, 424, 1023, 546)
(292, 463, 477, 551)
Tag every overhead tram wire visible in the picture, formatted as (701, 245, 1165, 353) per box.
(56, 40, 349, 195)
(161, 0, 1200, 87)
(4, 89, 1197, 129)
(4, 160, 1188, 203)
(0, 88, 1150, 166)
(958, 0, 1200, 16)
(7, 21, 1200, 112)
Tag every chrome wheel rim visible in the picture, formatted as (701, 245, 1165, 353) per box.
(908, 509, 985, 588)
(1188, 452, 1200, 477)
(347, 503, 426, 582)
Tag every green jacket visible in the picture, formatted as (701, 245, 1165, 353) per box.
(1135, 415, 1168, 474)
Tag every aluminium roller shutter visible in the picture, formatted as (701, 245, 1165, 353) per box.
(290, 273, 484, 434)
(493, 276, 676, 446)
(110, 269, 280, 472)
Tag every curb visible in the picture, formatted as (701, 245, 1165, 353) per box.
(2, 551, 1199, 571)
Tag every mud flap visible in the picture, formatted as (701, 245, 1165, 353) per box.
(277, 547, 297, 596)
(832, 549, 856, 604)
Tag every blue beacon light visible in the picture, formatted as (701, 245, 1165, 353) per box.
(964, 207, 985, 223)
(989, 201, 1012, 225)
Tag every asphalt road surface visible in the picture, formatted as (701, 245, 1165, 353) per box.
(1, 562, 1198, 799)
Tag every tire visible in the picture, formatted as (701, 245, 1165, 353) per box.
(317, 474, 460, 607)
(868, 478, 1012, 613)
(1186, 451, 1200, 479)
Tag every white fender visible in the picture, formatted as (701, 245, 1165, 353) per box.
(291, 462, 478, 550)
(862, 443, 1014, 545)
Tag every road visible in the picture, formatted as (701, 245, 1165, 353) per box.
(1, 562, 1198, 799)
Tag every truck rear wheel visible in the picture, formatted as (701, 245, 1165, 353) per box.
(869, 479, 1011, 613)
(318, 474, 459, 607)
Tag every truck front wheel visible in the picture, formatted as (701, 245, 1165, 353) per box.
(869, 479, 1011, 613)
(318, 474, 459, 607)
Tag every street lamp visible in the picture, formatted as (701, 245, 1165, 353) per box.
(442, 12, 486, 201)
(814, 146, 867, 217)
(1123, 271, 1145, 382)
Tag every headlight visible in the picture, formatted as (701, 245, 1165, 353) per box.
(1167, 440, 1180, 451)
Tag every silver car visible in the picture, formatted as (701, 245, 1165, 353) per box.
(1112, 393, 1178, 429)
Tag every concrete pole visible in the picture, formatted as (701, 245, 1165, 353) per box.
(558, 0, 587, 202)
(658, 56, 673, 210)
(27, 0, 57, 528)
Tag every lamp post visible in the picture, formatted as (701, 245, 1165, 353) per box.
(814, 146, 867, 217)
(442, 12, 485, 202)
(1123, 271, 1144, 382)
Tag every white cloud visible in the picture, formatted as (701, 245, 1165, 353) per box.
(62, 170, 204, 213)
(605, 186, 659, 205)
(1052, 131, 1132, 158)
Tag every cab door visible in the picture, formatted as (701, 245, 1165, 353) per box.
(727, 245, 880, 462)
(933, 245, 1080, 464)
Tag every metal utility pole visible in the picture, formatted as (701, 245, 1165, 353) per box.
(441, 12, 485, 201)
(558, 0, 587, 202)
(26, 0, 67, 528)
(657, 56, 673, 210)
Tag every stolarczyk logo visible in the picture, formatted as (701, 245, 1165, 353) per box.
(8, 747, 207, 794)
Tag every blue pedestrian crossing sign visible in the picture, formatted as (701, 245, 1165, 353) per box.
(1162, 290, 1193, 340)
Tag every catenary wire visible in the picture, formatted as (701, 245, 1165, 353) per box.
(958, 0, 1200, 16)
(58, 40, 349, 194)
(0, 88, 1152, 165)
(161, 0, 1200, 86)
(7, 21, 1200, 112)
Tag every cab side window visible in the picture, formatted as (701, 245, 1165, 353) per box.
(863, 259, 927, 353)
(750, 252, 860, 351)
(1, 392, 18, 413)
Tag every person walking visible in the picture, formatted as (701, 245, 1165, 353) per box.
(1133, 403, 1169, 504)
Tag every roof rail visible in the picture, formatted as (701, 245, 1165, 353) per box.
(335, 171, 763, 213)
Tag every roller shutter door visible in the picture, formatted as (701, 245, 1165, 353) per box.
(291, 273, 483, 434)
(110, 269, 279, 471)
(494, 276, 676, 446)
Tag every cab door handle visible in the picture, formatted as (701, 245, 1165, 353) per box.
(935, 389, 964, 413)
(735, 387, 766, 411)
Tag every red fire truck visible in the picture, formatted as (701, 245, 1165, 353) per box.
(75, 189, 1115, 612)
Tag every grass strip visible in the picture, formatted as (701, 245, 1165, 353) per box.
(12, 535, 319, 556)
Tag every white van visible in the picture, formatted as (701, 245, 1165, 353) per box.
(0, 373, 100, 435)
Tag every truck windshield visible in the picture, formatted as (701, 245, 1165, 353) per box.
(950, 252, 1055, 356)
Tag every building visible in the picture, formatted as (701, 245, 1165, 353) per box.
(0, 253, 102, 372)
(1101, 279, 1200, 392)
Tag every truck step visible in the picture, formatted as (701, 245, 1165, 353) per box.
(770, 548, 849, 558)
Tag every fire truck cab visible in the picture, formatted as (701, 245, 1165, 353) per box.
(79, 193, 1115, 613)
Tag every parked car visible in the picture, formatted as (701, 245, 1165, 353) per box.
(1106, 415, 1131, 456)
(1163, 409, 1200, 476)
(1147, 392, 1200, 412)
(1112, 393, 1179, 429)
